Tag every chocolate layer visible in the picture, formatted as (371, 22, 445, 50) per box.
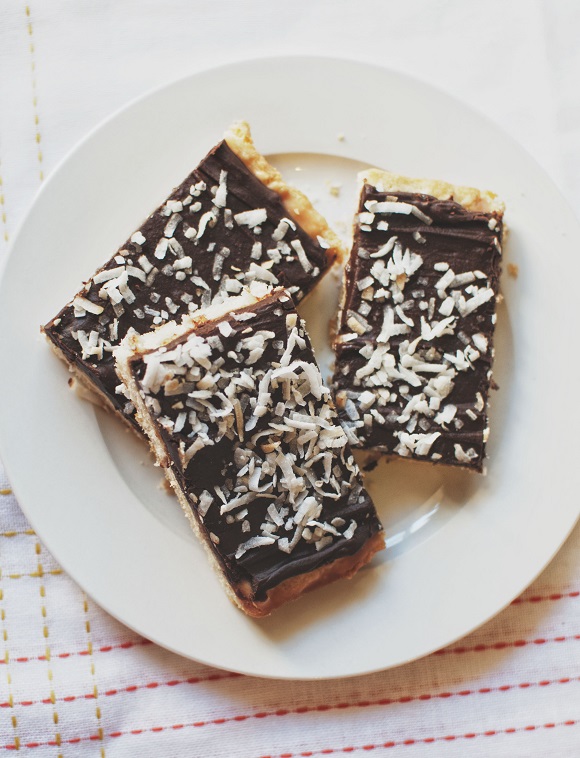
(43, 140, 331, 425)
(131, 291, 383, 602)
(332, 186, 503, 471)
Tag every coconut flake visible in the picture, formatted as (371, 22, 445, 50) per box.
(131, 231, 146, 245)
(290, 239, 313, 273)
(154, 238, 169, 260)
(434, 404, 457, 426)
(234, 208, 267, 228)
(459, 287, 494, 316)
(93, 266, 124, 285)
(235, 535, 275, 560)
(372, 201, 433, 225)
(343, 520, 357, 540)
(197, 490, 213, 517)
(369, 236, 398, 259)
(196, 210, 217, 240)
(164, 213, 182, 238)
(213, 170, 228, 208)
(454, 444, 476, 464)
(73, 296, 104, 315)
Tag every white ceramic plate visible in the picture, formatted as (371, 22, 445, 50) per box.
(1, 57, 579, 680)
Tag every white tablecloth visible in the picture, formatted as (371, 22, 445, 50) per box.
(2, 2, 580, 755)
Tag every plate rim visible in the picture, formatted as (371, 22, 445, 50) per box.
(1, 54, 579, 680)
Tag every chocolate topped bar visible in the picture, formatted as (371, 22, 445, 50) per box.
(332, 170, 504, 471)
(43, 122, 343, 427)
(116, 288, 384, 616)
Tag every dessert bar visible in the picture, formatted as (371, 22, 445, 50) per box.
(43, 122, 343, 429)
(116, 287, 384, 616)
(332, 170, 503, 471)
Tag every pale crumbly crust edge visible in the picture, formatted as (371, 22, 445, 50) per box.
(116, 288, 385, 617)
(225, 121, 346, 269)
(359, 168, 505, 215)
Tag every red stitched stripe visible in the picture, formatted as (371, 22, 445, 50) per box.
(0, 672, 577, 711)
(0, 670, 242, 708)
(259, 721, 578, 757)
(0, 588, 578, 668)
(4, 629, 580, 669)
(434, 633, 580, 656)
(511, 590, 580, 605)
(2, 719, 576, 752)
(0, 638, 153, 665)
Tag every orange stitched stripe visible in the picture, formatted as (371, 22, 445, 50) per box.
(25, 6, 44, 182)
(1, 569, 63, 580)
(0, 587, 21, 750)
(82, 594, 105, 757)
(33, 540, 62, 758)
